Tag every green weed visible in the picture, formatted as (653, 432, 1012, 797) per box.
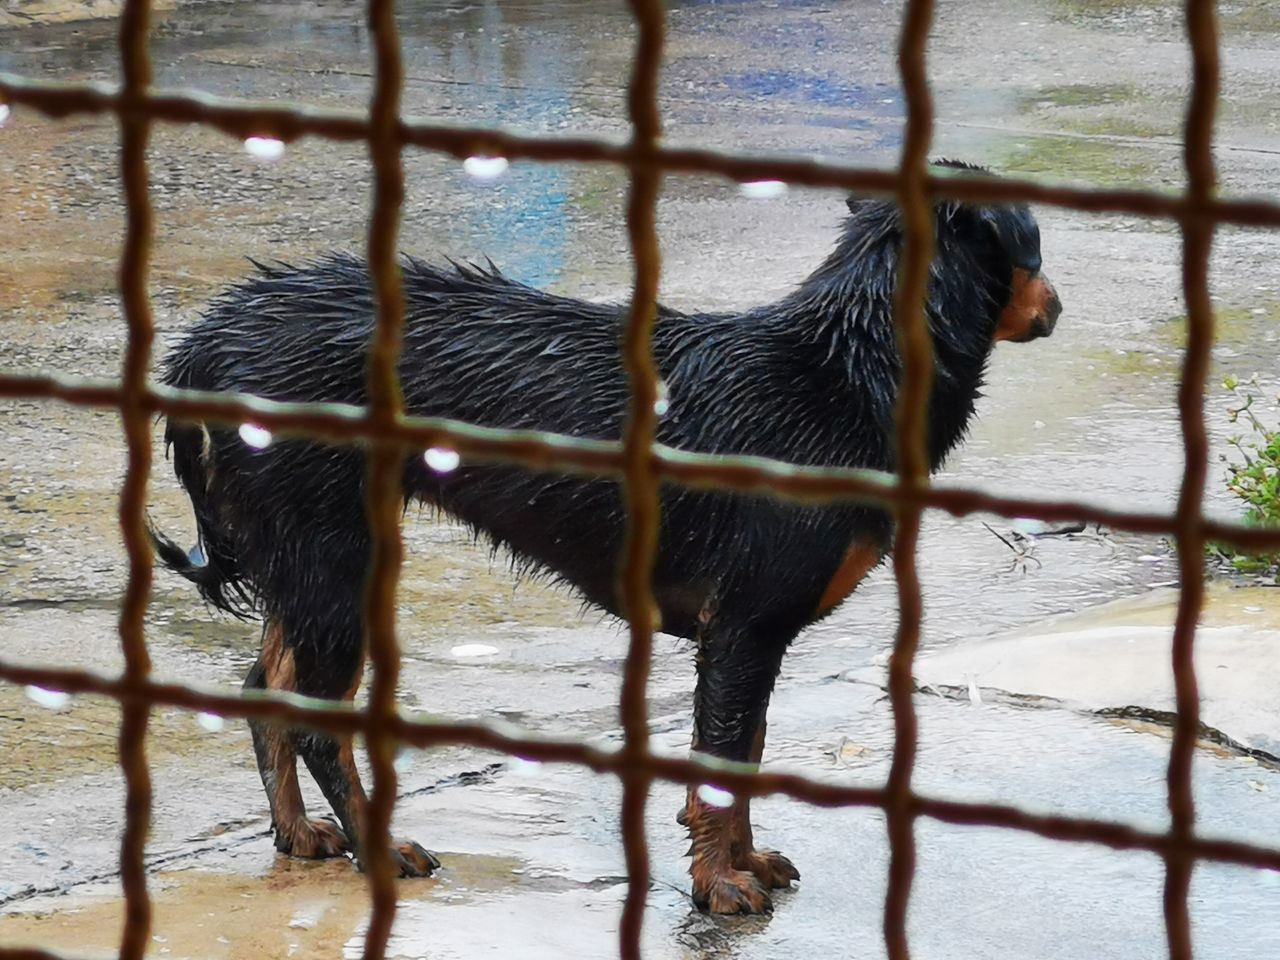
(1208, 375, 1280, 580)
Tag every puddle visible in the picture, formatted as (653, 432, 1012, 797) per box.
(0, 852, 526, 960)
(13, 638, 1279, 960)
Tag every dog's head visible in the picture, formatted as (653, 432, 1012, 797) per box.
(838, 164, 1062, 351)
(977, 203, 1062, 343)
(849, 160, 1062, 345)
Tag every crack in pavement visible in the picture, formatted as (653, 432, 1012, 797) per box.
(913, 677, 1280, 769)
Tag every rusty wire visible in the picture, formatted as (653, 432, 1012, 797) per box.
(12, 372, 1280, 553)
(113, 2, 156, 959)
(883, 0, 935, 957)
(7, 654, 1280, 868)
(0, 0, 1271, 958)
(3, 70, 1280, 229)
(1164, 3, 1220, 958)
(359, 0, 408, 955)
(616, 1, 666, 956)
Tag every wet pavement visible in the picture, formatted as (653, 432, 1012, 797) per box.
(2, 0, 1280, 956)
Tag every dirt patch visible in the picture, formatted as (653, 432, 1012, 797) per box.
(0, 685, 252, 790)
(0, 0, 186, 29)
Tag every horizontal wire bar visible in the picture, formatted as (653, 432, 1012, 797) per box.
(3, 371, 1279, 549)
(3, 73, 1280, 227)
(3, 657, 1278, 873)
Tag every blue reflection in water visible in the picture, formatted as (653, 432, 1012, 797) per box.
(726, 70, 901, 115)
(669, 0, 905, 151)
(426, 2, 571, 289)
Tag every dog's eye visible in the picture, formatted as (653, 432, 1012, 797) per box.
(1017, 252, 1043, 274)
(1009, 219, 1041, 274)
(981, 207, 1042, 275)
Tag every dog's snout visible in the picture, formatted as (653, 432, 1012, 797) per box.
(1040, 275, 1062, 336)
(996, 269, 1061, 343)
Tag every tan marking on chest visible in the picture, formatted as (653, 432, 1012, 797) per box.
(816, 542, 882, 615)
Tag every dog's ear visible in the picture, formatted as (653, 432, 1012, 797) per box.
(979, 205, 1042, 273)
(845, 194, 873, 214)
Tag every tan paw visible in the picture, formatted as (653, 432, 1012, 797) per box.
(692, 868, 773, 915)
(392, 839, 441, 878)
(737, 848, 800, 889)
(277, 817, 350, 859)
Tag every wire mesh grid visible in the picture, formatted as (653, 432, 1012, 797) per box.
(1, 0, 1279, 958)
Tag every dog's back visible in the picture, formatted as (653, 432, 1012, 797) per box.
(161, 252, 886, 630)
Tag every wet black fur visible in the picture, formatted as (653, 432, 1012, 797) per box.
(151, 160, 1046, 873)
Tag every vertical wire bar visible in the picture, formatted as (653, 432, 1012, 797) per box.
(361, 0, 407, 957)
(115, 2, 155, 958)
(884, 1, 936, 958)
(617, 1, 665, 956)
(1165, 3, 1219, 959)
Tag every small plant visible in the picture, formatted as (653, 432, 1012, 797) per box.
(1208, 375, 1280, 580)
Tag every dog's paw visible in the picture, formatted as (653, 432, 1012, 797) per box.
(737, 848, 799, 889)
(692, 869, 773, 915)
(393, 839, 441, 878)
(277, 816, 350, 859)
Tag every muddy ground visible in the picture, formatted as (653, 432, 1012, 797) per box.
(2, 0, 1280, 957)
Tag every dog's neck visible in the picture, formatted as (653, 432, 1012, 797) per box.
(773, 211, 1002, 474)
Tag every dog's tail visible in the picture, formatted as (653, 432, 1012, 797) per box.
(148, 420, 257, 619)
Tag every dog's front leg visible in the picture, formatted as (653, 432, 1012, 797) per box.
(726, 717, 800, 890)
(684, 620, 797, 915)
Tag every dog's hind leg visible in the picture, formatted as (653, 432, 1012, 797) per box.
(291, 686, 439, 878)
(683, 617, 798, 915)
(245, 620, 349, 859)
(283, 570, 440, 880)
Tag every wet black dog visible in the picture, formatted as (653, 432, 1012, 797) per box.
(150, 160, 1060, 914)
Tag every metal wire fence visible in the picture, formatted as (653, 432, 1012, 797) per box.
(0, 1, 1278, 958)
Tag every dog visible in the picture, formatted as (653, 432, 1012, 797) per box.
(149, 159, 1061, 915)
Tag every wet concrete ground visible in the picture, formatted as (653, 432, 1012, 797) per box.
(2, 0, 1280, 956)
